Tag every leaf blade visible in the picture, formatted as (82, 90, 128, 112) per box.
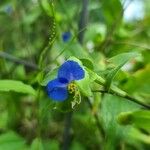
(0, 80, 36, 96)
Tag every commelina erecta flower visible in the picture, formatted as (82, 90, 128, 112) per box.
(62, 32, 71, 42)
(46, 60, 85, 101)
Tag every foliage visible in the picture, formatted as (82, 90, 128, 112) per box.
(0, 0, 150, 150)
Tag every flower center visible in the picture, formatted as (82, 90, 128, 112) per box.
(67, 82, 76, 94)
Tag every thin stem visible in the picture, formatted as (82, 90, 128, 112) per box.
(92, 90, 150, 109)
(0, 51, 39, 70)
(62, 0, 88, 149)
(87, 98, 105, 137)
(36, 87, 42, 138)
(78, 0, 89, 44)
(114, 41, 150, 51)
(62, 112, 73, 150)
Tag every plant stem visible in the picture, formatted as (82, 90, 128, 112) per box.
(87, 98, 105, 138)
(62, 112, 73, 150)
(78, 0, 89, 44)
(62, 1, 89, 149)
(114, 41, 150, 51)
(0, 51, 39, 70)
(92, 90, 150, 109)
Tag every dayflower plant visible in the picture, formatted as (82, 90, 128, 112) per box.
(46, 60, 85, 101)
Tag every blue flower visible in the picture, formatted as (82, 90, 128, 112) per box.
(62, 32, 71, 42)
(46, 60, 85, 101)
(4, 5, 13, 15)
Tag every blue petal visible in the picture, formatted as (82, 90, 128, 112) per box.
(62, 32, 71, 42)
(46, 78, 68, 101)
(58, 60, 85, 82)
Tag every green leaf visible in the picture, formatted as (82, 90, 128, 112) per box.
(86, 68, 105, 84)
(100, 94, 140, 149)
(68, 56, 83, 65)
(123, 64, 150, 100)
(0, 131, 26, 150)
(0, 80, 36, 96)
(70, 141, 85, 150)
(80, 58, 94, 70)
(117, 110, 150, 132)
(43, 140, 59, 150)
(106, 52, 141, 90)
(84, 23, 106, 43)
(101, 0, 122, 26)
(129, 128, 150, 144)
(30, 138, 44, 150)
(64, 42, 90, 58)
(106, 62, 125, 90)
(40, 68, 58, 86)
(76, 69, 92, 97)
(107, 52, 141, 66)
(73, 115, 101, 149)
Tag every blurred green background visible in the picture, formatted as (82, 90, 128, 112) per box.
(0, 0, 150, 150)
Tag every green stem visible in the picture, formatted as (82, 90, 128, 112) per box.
(87, 98, 105, 137)
(94, 73, 150, 109)
(92, 89, 150, 109)
(36, 87, 42, 138)
(0, 51, 39, 70)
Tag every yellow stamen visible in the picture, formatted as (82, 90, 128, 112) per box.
(68, 83, 76, 94)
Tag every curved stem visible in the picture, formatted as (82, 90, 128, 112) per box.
(62, 112, 73, 150)
(92, 90, 150, 109)
(62, 1, 89, 149)
(78, 0, 89, 44)
(0, 51, 39, 70)
(87, 98, 105, 137)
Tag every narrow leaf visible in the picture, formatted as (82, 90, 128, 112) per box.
(118, 110, 150, 131)
(0, 80, 36, 96)
(0, 131, 26, 150)
(106, 52, 141, 90)
(108, 52, 141, 66)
